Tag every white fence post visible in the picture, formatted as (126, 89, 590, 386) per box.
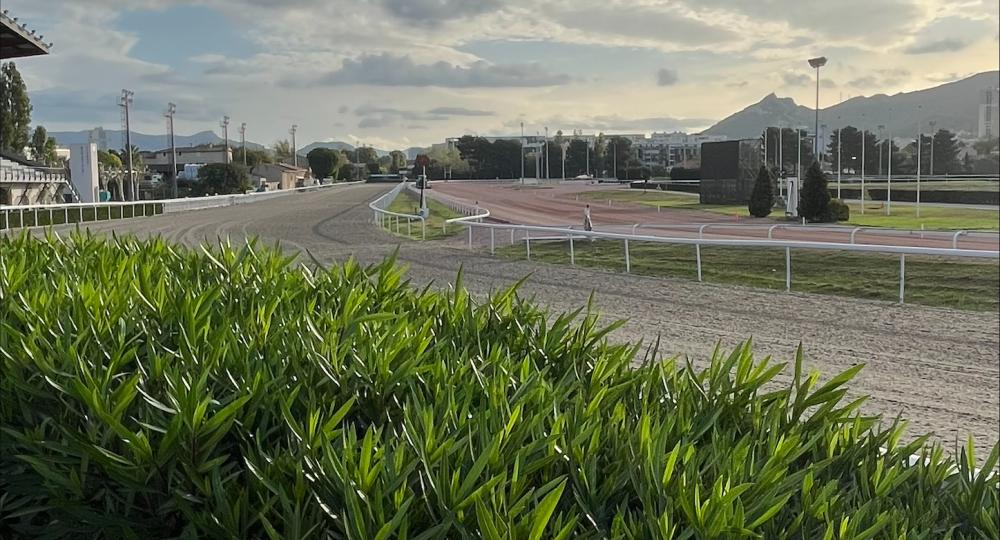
(490, 229, 495, 254)
(525, 230, 531, 260)
(569, 234, 575, 265)
(624, 239, 631, 273)
(952, 230, 967, 249)
(899, 254, 906, 304)
(468, 225, 473, 249)
(785, 247, 791, 291)
(695, 243, 702, 282)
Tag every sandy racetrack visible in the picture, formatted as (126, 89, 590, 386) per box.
(35, 183, 1000, 454)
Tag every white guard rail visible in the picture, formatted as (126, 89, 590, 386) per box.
(461, 221, 999, 305)
(1, 181, 361, 231)
(370, 182, 426, 239)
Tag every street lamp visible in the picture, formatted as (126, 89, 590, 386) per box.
(807, 56, 827, 159)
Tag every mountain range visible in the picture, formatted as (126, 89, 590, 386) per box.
(702, 71, 1000, 139)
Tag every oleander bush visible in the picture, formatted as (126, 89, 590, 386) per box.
(1, 232, 997, 539)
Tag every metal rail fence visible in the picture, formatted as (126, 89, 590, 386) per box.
(456, 221, 998, 305)
(1, 181, 360, 231)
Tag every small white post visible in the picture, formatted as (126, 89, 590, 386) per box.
(569, 234, 575, 265)
(899, 254, 906, 304)
(468, 225, 473, 249)
(695, 243, 702, 282)
(65, 207, 69, 223)
(785, 247, 791, 291)
(525, 230, 531, 260)
(490, 228, 495, 254)
(421, 219, 426, 240)
(624, 239, 631, 273)
(49, 208, 53, 226)
(510, 229, 515, 245)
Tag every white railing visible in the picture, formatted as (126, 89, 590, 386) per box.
(460, 221, 999, 305)
(1, 181, 361, 231)
(370, 182, 426, 240)
(620, 222, 999, 250)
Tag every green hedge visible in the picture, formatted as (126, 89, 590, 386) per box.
(1, 233, 997, 538)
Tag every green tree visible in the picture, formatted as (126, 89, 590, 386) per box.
(306, 148, 343, 180)
(234, 147, 273, 168)
(29, 125, 58, 165)
(930, 129, 959, 174)
(274, 139, 293, 162)
(748, 165, 774, 218)
(97, 150, 122, 169)
(1, 62, 32, 156)
(195, 163, 250, 195)
(565, 139, 590, 177)
(388, 150, 407, 173)
(798, 161, 832, 222)
(355, 146, 379, 165)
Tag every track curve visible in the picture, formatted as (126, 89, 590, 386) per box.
(39, 183, 1000, 453)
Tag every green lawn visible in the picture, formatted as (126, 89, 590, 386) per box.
(385, 190, 463, 240)
(843, 201, 999, 230)
(1, 204, 164, 229)
(582, 190, 999, 231)
(499, 239, 999, 311)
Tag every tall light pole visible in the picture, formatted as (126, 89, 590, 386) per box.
(928, 120, 936, 175)
(836, 123, 842, 199)
(585, 137, 590, 177)
(916, 120, 922, 219)
(544, 126, 550, 180)
(221, 116, 230, 164)
(520, 121, 525, 183)
(561, 141, 568, 180)
(239, 122, 247, 168)
(808, 56, 827, 159)
(165, 102, 177, 199)
(119, 89, 134, 201)
(796, 127, 802, 183)
(860, 113, 866, 214)
(877, 125, 884, 176)
(290, 124, 298, 167)
(778, 125, 783, 198)
(886, 127, 893, 216)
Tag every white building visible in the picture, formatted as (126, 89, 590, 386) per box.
(635, 132, 729, 169)
(979, 87, 1000, 139)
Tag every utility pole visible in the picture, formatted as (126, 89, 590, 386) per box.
(778, 125, 783, 198)
(860, 119, 866, 215)
(836, 125, 842, 199)
(561, 142, 567, 180)
(877, 125, 884, 176)
(886, 128, 893, 216)
(165, 102, 177, 199)
(544, 126, 549, 180)
(808, 57, 827, 158)
(916, 121, 922, 218)
(290, 124, 298, 167)
(612, 141, 617, 180)
(220, 116, 230, 164)
(585, 138, 590, 177)
(520, 121, 525, 183)
(119, 89, 134, 201)
(796, 128, 802, 184)
(240, 122, 247, 167)
(928, 120, 936, 175)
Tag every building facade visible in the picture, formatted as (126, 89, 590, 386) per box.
(979, 87, 1000, 139)
(142, 146, 232, 175)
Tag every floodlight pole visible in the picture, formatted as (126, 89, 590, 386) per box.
(221, 116, 230, 164)
(520, 121, 525, 183)
(240, 122, 247, 167)
(290, 124, 298, 167)
(808, 56, 827, 159)
(887, 128, 892, 216)
(544, 126, 549, 180)
(837, 124, 842, 199)
(120, 89, 135, 201)
(166, 102, 177, 198)
(860, 120, 865, 215)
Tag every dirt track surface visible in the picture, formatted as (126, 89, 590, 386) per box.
(432, 182, 1000, 251)
(40, 183, 1000, 453)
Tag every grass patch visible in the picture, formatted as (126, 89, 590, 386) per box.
(2, 232, 997, 538)
(385, 190, 463, 240)
(500, 239, 1000, 311)
(582, 190, 999, 231)
(841, 201, 999, 231)
(834, 180, 999, 192)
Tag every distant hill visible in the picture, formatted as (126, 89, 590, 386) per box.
(703, 71, 1000, 139)
(49, 129, 268, 152)
(404, 146, 428, 160)
(300, 141, 389, 157)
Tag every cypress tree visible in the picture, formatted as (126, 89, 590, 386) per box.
(748, 165, 774, 217)
(798, 161, 832, 222)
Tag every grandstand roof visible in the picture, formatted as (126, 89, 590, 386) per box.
(1, 11, 51, 59)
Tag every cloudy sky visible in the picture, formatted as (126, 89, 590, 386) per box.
(6, 0, 999, 149)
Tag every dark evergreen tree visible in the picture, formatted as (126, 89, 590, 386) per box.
(798, 161, 832, 222)
(748, 165, 774, 217)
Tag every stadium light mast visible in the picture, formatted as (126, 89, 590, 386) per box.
(544, 126, 549, 180)
(860, 113, 866, 215)
(520, 121, 525, 184)
(290, 124, 298, 167)
(928, 120, 936, 175)
(807, 56, 827, 159)
(165, 102, 177, 198)
(221, 116, 230, 164)
(836, 118, 842, 199)
(119, 89, 135, 201)
(239, 122, 247, 167)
